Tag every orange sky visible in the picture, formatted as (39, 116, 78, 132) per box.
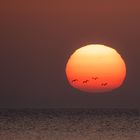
(0, 0, 140, 108)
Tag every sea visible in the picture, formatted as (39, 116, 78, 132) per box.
(0, 108, 139, 140)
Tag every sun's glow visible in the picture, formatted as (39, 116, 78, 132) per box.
(66, 44, 126, 93)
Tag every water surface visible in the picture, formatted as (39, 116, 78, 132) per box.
(0, 108, 139, 140)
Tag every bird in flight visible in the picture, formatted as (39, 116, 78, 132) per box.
(92, 77, 98, 80)
(101, 82, 108, 86)
(72, 79, 78, 82)
(83, 80, 89, 84)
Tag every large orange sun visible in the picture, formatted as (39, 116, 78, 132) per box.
(65, 44, 126, 93)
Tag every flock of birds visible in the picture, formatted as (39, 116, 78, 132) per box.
(72, 76, 108, 86)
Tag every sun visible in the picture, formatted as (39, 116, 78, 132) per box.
(65, 44, 126, 93)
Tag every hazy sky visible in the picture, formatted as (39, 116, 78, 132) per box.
(0, 0, 140, 108)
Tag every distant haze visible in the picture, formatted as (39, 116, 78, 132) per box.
(0, 0, 140, 108)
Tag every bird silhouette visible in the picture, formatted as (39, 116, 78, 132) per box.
(101, 82, 108, 86)
(92, 77, 98, 80)
(72, 79, 78, 82)
(83, 80, 89, 84)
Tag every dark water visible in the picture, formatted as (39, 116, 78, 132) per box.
(0, 108, 140, 140)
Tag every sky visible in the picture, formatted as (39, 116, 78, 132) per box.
(0, 0, 140, 108)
